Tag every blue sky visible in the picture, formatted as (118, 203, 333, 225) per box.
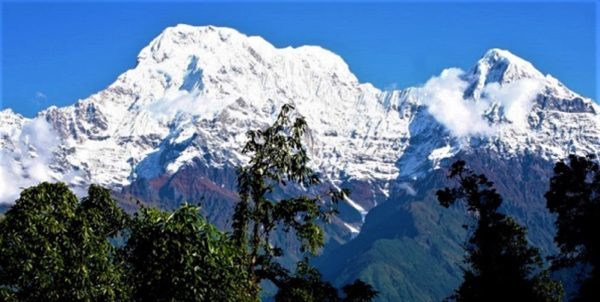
(1, 1, 597, 117)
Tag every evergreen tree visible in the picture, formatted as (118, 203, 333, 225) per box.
(0, 183, 129, 301)
(546, 154, 600, 301)
(437, 160, 562, 302)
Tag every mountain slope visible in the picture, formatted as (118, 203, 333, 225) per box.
(1, 24, 598, 301)
(1, 25, 411, 233)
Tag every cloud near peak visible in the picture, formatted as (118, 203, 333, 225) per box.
(415, 68, 544, 137)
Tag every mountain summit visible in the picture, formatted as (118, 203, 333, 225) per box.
(0, 24, 597, 210)
(476, 48, 544, 83)
(1, 24, 598, 301)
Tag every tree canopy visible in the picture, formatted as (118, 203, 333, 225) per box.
(232, 103, 376, 300)
(437, 160, 563, 302)
(0, 104, 376, 302)
(546, 154, 600, 301)
(0, 183, 129, 301)
(124, 204, 255, 302)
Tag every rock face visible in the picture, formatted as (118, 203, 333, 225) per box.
(1, 24, 598, 301)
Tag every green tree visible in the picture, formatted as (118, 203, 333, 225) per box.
(275, 259, 340, 302)
(0, 183, 129, 301)
(0, 104, 377, 301)
(437, 160, 562, 302)
(232, 104, 343, 287)
(123, 204, 256, 302)
(232, 104, 376, 300)
(341, 279, 379, 302)
(274, 260, 378, 302)
(546, 154, 600, 301)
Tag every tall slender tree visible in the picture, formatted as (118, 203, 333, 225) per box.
(437, 160, 562, 302)
(232, 104, 376, 300)
(546, 154, 600, 301)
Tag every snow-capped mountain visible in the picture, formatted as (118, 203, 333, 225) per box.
(0, 24, 598, 237)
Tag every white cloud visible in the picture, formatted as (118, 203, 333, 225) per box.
(483, 79, 544, 129)
(416, 68, 492, 137)
(35, 91, 47, 100)
(0, 159, 20, 203)
(415, 68, 544, 137)
(145, 87, 233, 122)
(0, 118, 61, 204)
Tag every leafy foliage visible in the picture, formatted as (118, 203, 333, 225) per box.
(232, 105, 345, 283)
(275, 260, 340, 302)
(124, 204, 256, 302)
(0, 183, 129, 301)
(341, 279, 380, 302)
(232, 104, 376, 300)
(546, 154, 600, 301)
(0, 105, 377, 301)
(275, 259, 378, 302)
(437, 160, 563, 302)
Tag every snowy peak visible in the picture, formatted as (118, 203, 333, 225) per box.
(458, 48, 596, 116)
(137, 24, 251, 64)
(112, 24, 367, 125)
(464, 48, 545, 99)
(136, 24, 356, 83)
(475, 48, 544, 83)
(0, 25, 598, 224)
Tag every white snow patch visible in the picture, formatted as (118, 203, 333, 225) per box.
(428, 145, 459, 170)
(398, 182, 417, 196)
(327, 175, 367, 222)
(344, 222, 360, 236)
